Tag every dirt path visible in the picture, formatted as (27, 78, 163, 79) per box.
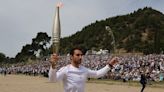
(0, 75, 163, 92)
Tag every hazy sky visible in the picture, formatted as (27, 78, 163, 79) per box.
(0, 0, 164, 57)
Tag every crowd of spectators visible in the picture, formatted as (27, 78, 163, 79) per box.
(0, 54, 164, 82)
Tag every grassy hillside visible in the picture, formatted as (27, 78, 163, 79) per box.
(60, 7, 164, 55)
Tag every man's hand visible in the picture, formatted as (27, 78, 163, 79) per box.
(107, 57, 119, 68)
(50, 53, 59, 69)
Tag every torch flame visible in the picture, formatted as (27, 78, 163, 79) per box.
(56, 2, 63, 8)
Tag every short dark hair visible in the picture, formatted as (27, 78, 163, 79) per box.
(70, 47, 83, 56)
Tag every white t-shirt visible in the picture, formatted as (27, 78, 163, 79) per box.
(49, 64, 110, 92)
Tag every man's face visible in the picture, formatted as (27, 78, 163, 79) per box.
(71, 49, 83, 65)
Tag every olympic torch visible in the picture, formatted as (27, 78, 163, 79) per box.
(52, 2, 63, 54)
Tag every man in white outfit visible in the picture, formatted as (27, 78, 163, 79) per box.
(49, 47, 118, 92)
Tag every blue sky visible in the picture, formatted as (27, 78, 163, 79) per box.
(0, 0, 164, 57)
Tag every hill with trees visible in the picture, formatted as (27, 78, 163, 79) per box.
(60, 7, 164, 55)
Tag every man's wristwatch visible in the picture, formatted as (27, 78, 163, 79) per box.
(108, 64, 113, 68)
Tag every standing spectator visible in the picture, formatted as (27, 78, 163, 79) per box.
(140, 73, 147, 92)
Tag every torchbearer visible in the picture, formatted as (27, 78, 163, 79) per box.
(49, 47, 119, 92)
(49, 2, 119, 92)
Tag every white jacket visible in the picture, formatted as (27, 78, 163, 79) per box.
(49, 64, 110, 92)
